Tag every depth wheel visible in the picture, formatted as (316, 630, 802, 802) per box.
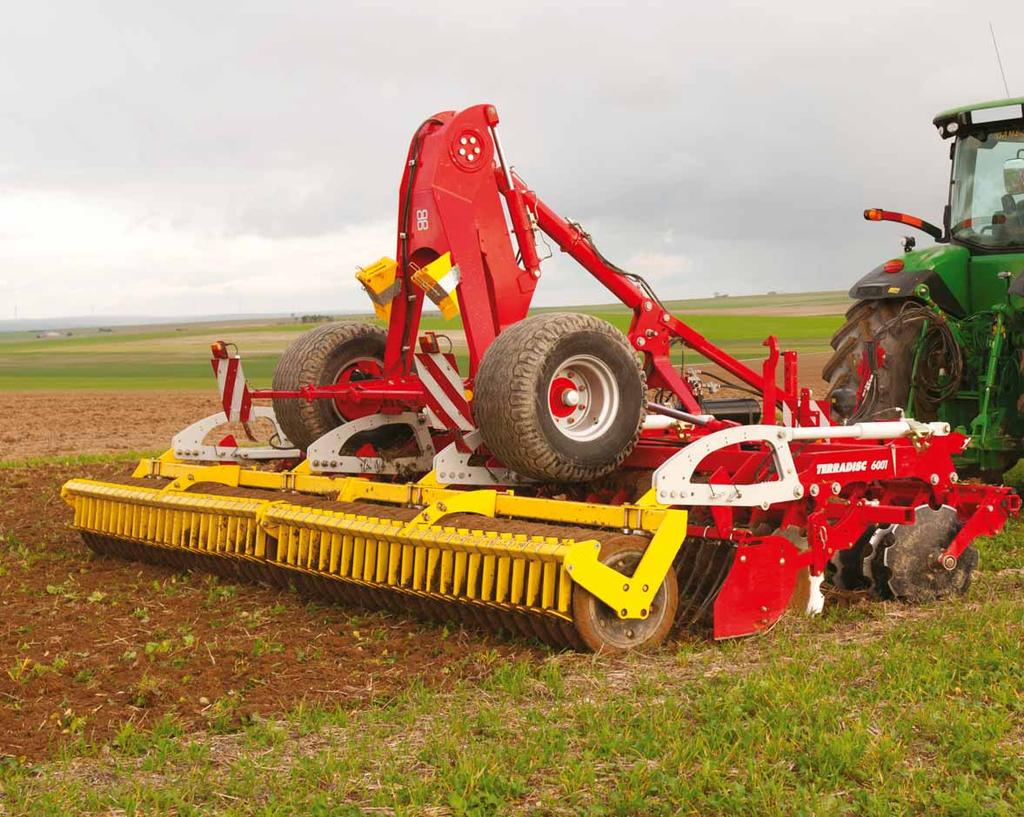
(866, 505, 977, 603)
(823, 299, 919, 421)
(474, 313, 646, 482)
(272, 322, 393, 450)
(571, 540, 678, 654)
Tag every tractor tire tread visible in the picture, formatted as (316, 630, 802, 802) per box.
(823, 299, 920, 421)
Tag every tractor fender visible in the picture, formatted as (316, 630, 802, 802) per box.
(848, 244, 970, 317)
(849, 263, 964, 317)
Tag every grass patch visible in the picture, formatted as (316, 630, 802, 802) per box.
(0, 450, 162, 469)
(3, 567, 1022, 815)
(978, 518, 1024, 571)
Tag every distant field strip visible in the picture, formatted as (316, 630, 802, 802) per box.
(0, 294, 846, 391)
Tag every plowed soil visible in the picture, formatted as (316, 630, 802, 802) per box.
(0, 358, 832, 464)
(0, 391, 221, 461)
(0, 461, 538, 761)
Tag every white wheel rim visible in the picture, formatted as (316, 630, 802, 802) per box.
(546, 354, 620, 443)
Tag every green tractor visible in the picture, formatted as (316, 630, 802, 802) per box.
(827, 96, 1024, 479)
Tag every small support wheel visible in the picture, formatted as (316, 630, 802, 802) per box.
(571, 540, 678, 653)
(474, 313, 646, 482)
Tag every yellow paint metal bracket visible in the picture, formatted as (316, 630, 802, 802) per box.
(402, 489, 498, 529)
(411, 252, 460, 320)
(563, 509, 688, 620)
(355, 257, 399, 322)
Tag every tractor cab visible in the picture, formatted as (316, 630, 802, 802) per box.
(830, 97, 1024, 476)
(935, 98, 1024, 253)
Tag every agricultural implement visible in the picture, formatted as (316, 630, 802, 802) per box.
(828, 96, 1024, 478)
(63, 105, 1018, 652)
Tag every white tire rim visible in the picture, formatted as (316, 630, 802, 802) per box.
(546, 354, 620, 443)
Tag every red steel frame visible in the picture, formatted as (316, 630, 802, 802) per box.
(252, 103, 815, 423)
(234, 105, 1018, 633)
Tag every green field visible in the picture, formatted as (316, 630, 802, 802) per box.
(3, 495, 1022, 815)
(2, 288, 1022, 814)
(0, 292, 848, 391)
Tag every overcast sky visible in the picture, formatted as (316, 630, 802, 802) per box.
(2, 1, 1022, 320)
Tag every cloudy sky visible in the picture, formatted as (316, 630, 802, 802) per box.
(2, 1, 1022, 320)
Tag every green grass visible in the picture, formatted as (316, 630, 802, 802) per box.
(0, 450, 161, 469)
(2, 524, 1022, 815)
(1, 297, 845, 391)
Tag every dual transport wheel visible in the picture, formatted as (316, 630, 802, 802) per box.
(272, 322, 405, 452)
(276, 313, 647, 482)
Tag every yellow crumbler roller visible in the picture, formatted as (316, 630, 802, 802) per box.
(61, 458, 731, 653)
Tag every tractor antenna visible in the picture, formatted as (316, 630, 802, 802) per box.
(989, 21, 1011, 97)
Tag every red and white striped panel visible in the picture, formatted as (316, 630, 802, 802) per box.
(211, 347, 253, 423)
(414, 352, 474, 432)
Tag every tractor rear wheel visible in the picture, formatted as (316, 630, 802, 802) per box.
(473, 313, 646, 482)
(272, 322, 390, 450)
(823, 299, 919, 422)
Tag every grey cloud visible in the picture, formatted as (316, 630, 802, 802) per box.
(2, 0, 1022, 318)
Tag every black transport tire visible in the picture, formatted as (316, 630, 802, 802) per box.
(272, 322, 388, 450)
(823, 299, 920, 422)
(473, 312, 646, 482)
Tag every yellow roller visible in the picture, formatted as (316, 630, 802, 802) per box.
(61, 458, 733, 652)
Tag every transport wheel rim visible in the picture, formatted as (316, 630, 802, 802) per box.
(573, 548, 678, 653)
(331, 357, 384, 421)
(546, 354, 620, 443)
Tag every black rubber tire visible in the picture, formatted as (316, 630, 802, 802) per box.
(823, 299, 920, 422)
(473, 312, 646, 482)
(272, 322, 388, 450)
(571, 539, 679, 654)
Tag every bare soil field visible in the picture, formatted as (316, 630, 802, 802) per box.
(0, 461, 537, 760)
(0, 391, 220, 461)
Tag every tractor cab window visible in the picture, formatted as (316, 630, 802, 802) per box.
(951, 128, 1024, 250)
